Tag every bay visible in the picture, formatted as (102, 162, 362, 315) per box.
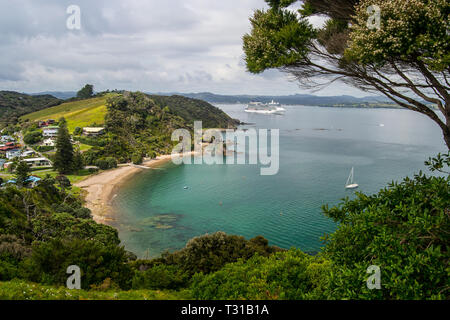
(112, 104, 446, 258)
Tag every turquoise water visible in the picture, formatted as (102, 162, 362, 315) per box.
(112, 105, 447, 258)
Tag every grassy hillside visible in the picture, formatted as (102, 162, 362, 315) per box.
(20, 94, 118, 133)
(0, 91, 62, 127)
(0, 280, 190, 300)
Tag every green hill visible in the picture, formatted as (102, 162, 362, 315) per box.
(20, 94, 117, 133)
(0, 91, 62, 127)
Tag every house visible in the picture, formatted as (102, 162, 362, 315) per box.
(43, 126, 59, 138)
(83, 127, 105, 137)
(6, 149, 21, 160)
(0, 135, 15, 143)
(42, 138, 55, 147)
(0, 159, 6, 169)
(0, 142, 20, 153)
(38, 119, 55, 128)
(5, 176, 42, 188)
(23, 157, 51, 168)
(21, 150, 37, 158)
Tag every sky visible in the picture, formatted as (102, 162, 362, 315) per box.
(0, 0, 368, 97)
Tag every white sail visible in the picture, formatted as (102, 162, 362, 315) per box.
(345, 167, 359, 189)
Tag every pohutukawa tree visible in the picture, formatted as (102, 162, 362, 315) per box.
(243, 0, 450, 148)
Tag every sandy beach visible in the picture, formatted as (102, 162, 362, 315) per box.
(75, 153, 194, 224)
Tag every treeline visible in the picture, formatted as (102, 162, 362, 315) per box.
(0, 91, 62, 127)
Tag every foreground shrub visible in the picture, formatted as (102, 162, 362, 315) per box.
(132, 264, 189, 290)
(191, 249, 331, 300)
(323, 170, 450, 299)
(21, 239, 133, 290)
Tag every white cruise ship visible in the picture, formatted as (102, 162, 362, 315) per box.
(245, 100, 286, 114)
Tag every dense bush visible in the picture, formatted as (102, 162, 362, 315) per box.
(35, 145, 54, 152)
(191, 249, 331, 300)
(322, 170, 450, 300)
(31, 213, 119, 245)
(95, 157, 117, 170)
(132, 264, 189, 290)
(138, 232, 283, 277)
(132, 153, 143, 165)
(23, 131, 43, 145)
(21, 239, 133, 290)
(0, 235, 32, 281)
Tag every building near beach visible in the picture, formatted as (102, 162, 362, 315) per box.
(83, 127, 105, 137)
(23, 157, 51, 168)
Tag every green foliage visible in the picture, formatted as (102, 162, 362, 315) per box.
(21, 238, 133, 290)
(0, 235, 32, 281)
(14, 161, 30, 188)
(35, 145, 54, 152)
(347, 0, 449, 72)
(243, 8, 315, 73)
(0, 280, 192, 300)
(31, 213, 119, 246)
(72, 150, 84, 172)
(23, 131, 43, 145)
(322, 171, 450, 299)
(95, 157, 117, 170)
(425, 152, 450, 174)
(132, 264, 189, 290)
(191, 249, 331, 300)
(0, 91, 61, 127)
(53, 119, 74, 174)
(131, 153, 143, 165)
(133, 232, 282, 282)
(77, 84, 94, 99)
(102, 92, 238, 163)
(73, 127, 82, 135)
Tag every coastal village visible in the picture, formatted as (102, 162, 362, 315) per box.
(0, 118, 105, 187)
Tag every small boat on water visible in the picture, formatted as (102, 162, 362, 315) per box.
(184, 186, 189, 190)
(345, 167, 359, 189)
(245, 100, 286, 115)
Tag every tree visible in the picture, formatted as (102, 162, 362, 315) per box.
(72, 150, 84, 173)
(53, 119, 74, 174)
(76, 84, 94, 99)
(73, 127, 82, 136)
(243, 0, 450, 148)
(14, 161, 30, 188)
(55, 175, 71, 193)
(131, 153, 143, 165)
(23, 131, 43, 145)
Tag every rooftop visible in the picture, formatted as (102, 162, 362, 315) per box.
(83, 127, 105, 133)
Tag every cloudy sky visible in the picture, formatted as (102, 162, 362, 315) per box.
(0, 0, 367, 96)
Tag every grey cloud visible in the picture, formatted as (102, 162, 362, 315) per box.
(0, 0, 367, 96)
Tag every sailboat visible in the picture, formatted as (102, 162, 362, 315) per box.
(345, 167, 359, 189)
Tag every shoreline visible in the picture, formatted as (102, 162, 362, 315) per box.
(75, 153, 196, 224)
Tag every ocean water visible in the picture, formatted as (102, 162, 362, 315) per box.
(111, 104, 447, 258)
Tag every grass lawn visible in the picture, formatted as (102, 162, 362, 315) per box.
(0, 280, 191, 300)
(30, 168, 93, 184)
(78, 143, 93, 152)
(20, 93, 119, 134)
